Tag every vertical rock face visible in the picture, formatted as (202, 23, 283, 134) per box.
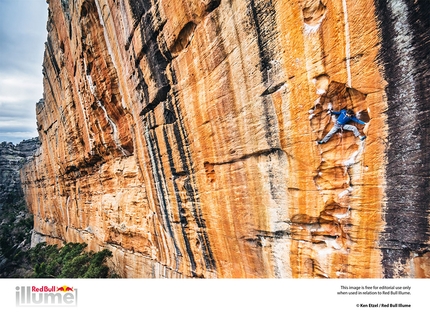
(375, 0, 430, 278)
(21, 0, 430, 278)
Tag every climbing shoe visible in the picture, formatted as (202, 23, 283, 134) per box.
(317, 140, 324, 144)
(360, 135, 366, 141)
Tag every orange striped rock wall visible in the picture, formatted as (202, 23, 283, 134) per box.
(21, 0, 430, 278)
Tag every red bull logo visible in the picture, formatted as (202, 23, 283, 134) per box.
(16, 285, 78, 307)
(57, 285, 74, 292)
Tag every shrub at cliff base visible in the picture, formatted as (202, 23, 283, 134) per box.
(30, 242, 118, 278)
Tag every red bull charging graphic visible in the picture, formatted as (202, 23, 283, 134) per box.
(16, 285, 78, 307)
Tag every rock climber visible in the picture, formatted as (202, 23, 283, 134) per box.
(317, 108, 366, 144)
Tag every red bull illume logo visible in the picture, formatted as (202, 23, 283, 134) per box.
(16, 285, 78, 307)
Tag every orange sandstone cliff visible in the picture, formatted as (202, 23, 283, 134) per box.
(21, 0, 430, 278)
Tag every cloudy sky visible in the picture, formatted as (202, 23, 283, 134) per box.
(0, 0, 48, 144)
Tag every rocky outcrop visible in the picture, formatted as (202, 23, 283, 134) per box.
(0, 137, 40, 212)
(21, 0, 430, 278)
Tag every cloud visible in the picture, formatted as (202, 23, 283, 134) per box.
(0, 0, 47, 143)
(0, 74, 42, 103)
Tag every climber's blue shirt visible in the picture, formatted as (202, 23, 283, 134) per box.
(332, 109, 365, 126)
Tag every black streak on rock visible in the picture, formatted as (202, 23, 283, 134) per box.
(162, 126, 197, 277)
(168, 92, 217, 272)
(375, 0, 430, 278)
(131, 1, 171, 116)
(248, 0, 277, 83)
(143, 115, 182, 267)
(248, 0, 280, 148)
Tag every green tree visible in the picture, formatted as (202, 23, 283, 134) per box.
(0, 191, 34, 277)
(30, 242, 117, 278)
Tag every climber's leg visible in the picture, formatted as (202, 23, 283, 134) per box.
(343, 124, 360, 137)
(319, 125, 340, 144)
